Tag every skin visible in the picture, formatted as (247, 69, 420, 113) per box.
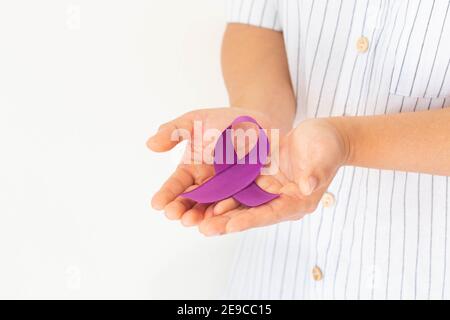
(147, 24, 450, 236)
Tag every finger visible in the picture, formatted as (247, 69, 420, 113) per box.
(198, 215, 231, 237)
(162, 184, 198, 220)
(199, 206, 244, 236)
(147, 115, 194, 152)
(298, 175, 319, 196)
(164, 196, 195, 220)
(291, 158, 321, 196)
(203, 177, 284, 232)
(213, 197, 240, 215)
(296, 167, 337, 196)
(181, 203, 209, 227)
(225, 203, 279, 233)
(254, 175, 283, 194)
(211, 175, 283, 217)
(203, 204, 216, 220)
(291, 145, 338, 197)
(225, 183, 307, 233)
(151, 166, 194, 210)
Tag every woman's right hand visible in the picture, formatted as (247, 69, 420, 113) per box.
(146, 107, 276, 227)
(194, 117, 350, 235)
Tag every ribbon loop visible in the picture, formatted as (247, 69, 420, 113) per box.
(181, 116, 279, 207)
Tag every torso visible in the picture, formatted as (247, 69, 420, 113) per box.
(226, 0, 450, 299)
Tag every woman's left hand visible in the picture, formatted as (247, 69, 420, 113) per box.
(198, 118, 350, 235)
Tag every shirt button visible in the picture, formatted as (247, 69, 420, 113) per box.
(312, 266, 323, 281)
(356, 36, 369, 53)
(321, 192, 336, 208)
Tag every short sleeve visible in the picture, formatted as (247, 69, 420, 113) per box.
(226, 0, 282, 31)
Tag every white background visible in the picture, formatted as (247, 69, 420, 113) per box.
(0, 0, 240, 299)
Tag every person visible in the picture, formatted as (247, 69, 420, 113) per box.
(147, 0, 450, 299)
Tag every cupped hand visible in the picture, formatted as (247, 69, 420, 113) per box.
(197, 118, 350, 235)
(147, 107, 276, 227)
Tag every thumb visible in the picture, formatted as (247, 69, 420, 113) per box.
(294, 156, 331, 196)
(146, 117, 194, 152)
(295, 161, 337, 196)
(298, 174, 319, 196)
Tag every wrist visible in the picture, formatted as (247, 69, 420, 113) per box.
(324, 116, 356, 167)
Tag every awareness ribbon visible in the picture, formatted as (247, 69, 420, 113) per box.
(181, 116, 279, 207)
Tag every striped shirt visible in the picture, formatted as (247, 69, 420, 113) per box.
(225, 0, 450, 299)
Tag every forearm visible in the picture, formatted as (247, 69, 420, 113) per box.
(329, 107, 450, 176)
(221, 24, 296, 134)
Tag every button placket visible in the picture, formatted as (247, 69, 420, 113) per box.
(356, 0, 389, 55)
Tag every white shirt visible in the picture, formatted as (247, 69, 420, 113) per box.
(225, 0, 450, 299)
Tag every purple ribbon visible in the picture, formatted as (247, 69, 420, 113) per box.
(181, 116, 279, 207)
